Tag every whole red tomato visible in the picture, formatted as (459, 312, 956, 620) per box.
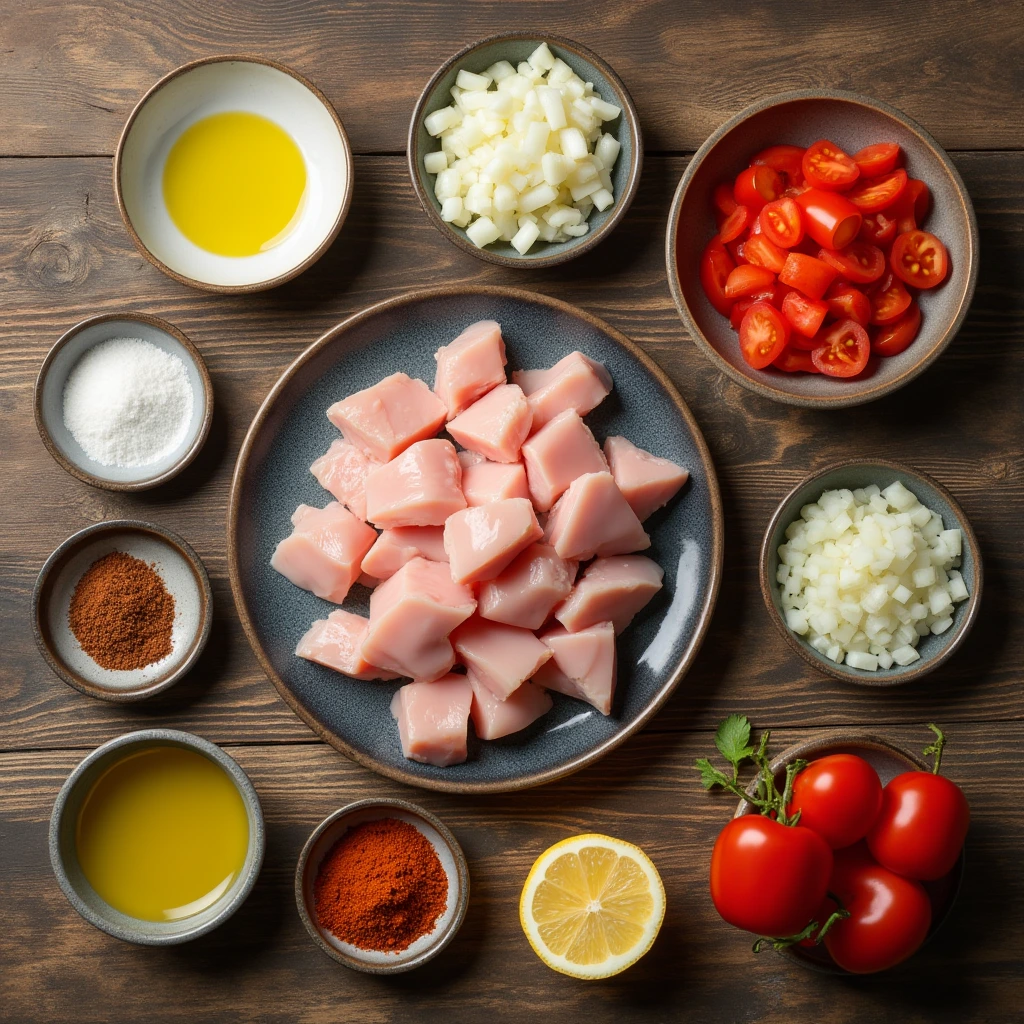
(789, 754, 883, 849)
(710, 815, 832, 937)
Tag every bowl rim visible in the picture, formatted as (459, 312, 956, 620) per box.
(34, 311, 215, 491)
(293, 797, 471, 974)
(49, 727, 265, 945)
(758, 457, 983, 686)
(112, 53, 354, 294)
(406, 31, 643, 268)
(32, 518, 214, 702)
(226, 283, 724, 793)
(665, 88, 980, 408)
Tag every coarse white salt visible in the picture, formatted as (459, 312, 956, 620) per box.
(62, 337, 194, 468)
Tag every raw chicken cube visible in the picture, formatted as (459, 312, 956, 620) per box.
(477, 543, 576, 630)
(444, 497, 544, 584)
(446, 384, 532, 463)
(554, 555, 664, 634)
(295, 609, 401, 680)
(458, 450, 530, 506)
(361, 526, 448, 581)
(512, 351, 612, 430)
(521, 409, 607, 512)
(545, 472, 650, 560)
(603, 436, 689, 522)
(468, 670, 553, 740)
(534, 622, 617, 715)
(391, 674, 473, 766)
(434, 320, 508, 419)
(361, 557, 476, 680)
(365, 439, 466, 528)
(452, 616, 553, 700)
(309, 438, 380, 521)
(327, 372, 446, 462)
(271, 502, 377, 604)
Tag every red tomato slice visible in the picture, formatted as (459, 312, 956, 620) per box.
(818, 242, 886, 284)
(726, 237, 747, 265)
(734, 165, 783, 211)
(719, 204, 753, 243)
(781, 290, 829, 338)
(908, 179, 931, 222)
(845, 169, 908, 213)
(891, 230, 948, 288)
(742, 233, 788, 273)
(825, 281, 872, 326)
(729, 297, 757, 330)
(758, 197, 804, 248)
(739, 301, 790, 369)
(699, 239, 735, 315)
(811, 319, 871, 377)
(802, 139, 860, 191)
(852, 142, 901, 177)
(772, 346, 819, 373)
(794, 189, 862, 250)
(870, 277, 912, 324)
(889, 179, 930, 234)
(778, 252, 838, 300)
(724, 263, 776, 298)
(859, 210, 897, 247)
(712, 182, 738, 219)
(872, 301, 921, 356)
(752, 144, 806, 185)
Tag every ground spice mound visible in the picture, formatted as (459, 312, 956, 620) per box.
(68, 551, 175, 670)
(313, 818, 449, 952)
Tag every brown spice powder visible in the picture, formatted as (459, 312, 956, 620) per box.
(68, 551, 175, 670)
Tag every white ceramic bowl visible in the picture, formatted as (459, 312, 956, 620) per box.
(115, 55, 352, 292)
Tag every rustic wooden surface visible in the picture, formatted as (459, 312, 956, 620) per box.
(1, 2, 1022, 1021)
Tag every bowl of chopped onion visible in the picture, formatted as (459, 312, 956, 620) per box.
(408, 34, 642, 266)
(760, 459, 981, 686)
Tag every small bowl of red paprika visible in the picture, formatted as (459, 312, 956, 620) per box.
(666, 89, 978, 408)
(295, 798, 470, 974)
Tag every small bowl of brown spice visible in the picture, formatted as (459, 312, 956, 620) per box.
(32, 519, 213, 702)
(295, 798, 470, 974)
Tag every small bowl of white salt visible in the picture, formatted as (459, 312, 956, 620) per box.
(35, 312, 213, 491)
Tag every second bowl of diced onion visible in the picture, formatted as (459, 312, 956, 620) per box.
(407, 33, 642, 267)
(759, 459, 982, 686)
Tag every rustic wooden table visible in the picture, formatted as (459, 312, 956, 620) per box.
(2, 2, 1022, 1021)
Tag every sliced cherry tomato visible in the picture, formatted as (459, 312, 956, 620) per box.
(739, 301, 790, 369)
(891, 230, 948, 288)
(811, 318, 870, 377)
(907, 178, 931, 222)
(758, 197, 805, 248)
(781, 290, 829, 338)
(859, 210, 897, 247)
(845, 169, 908, 212)
(729, 297, 757, 331)
(734, 165, 783, 212)
(772, 346, 819, 373)
(724, 263, 776, 298)
(726, 238, 747, 265)
(889, 179, 930, 234)
(802, 139, 860, 191)
(852, 142, 900, 177)
(789, 755, 883, 850)
(825, 281, 872, 326)
(699, 238, 735, 316)
(719, 204, 753, 243)
(712, 182, 738, 219)
(870, 276, 912, 324)
(818, 242, 886, 284)
(794, 188, 862, 249)
(742, 233, 788, 274)
(778, 252, 838, 300)
(872, 301, 921, 356)
(752, 144, 806, 185)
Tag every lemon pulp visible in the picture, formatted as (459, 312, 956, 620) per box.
(162, 111, 306, 257)
(75, 746, 250, 922)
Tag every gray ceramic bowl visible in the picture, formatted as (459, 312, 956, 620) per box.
(50, 729, 265, 945)
(35, 312, 213, 491)
(32, 519, 213, 701)
(733, 730, 965, 974)
(408, 33, 642, 267)
(666, 90, 978, 408)
(295, 799, 469, 974)
(760, 459, 981, 686)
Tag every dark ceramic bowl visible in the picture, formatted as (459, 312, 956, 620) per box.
(733, 730, 965, 974)
(408, 33, 642, 267)
(228, 285, 722, 793)
(760, 459, 981, 686)
(666, 90, 978, 408)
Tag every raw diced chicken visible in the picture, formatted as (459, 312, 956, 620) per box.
(361, 557, 476, 680)
(434, 320, 507, 419)
(444, 497, 544, 585)
(295, 609, 401, 680)
(477, 543, 576, 630)
(391, 674, 473, 766)
(309, 438, 380, 521)
(521, 410, 607, 512)
(468, 670, 553, 740)
(603, 436, 689, 522)
(554, 555, 664, 634)
(361, 526, 448, 580)
(327, 372, 446, 462)
(365, 439, 466, 528)
(446, 384, 532, 464)
(458, 450, 530, 506)
(534, 622, 617, 715)
(271, 502, 377, 604)
(512, 351, 612, 430)
(451, 616, 552, 700)
(545, 472, 650, 560)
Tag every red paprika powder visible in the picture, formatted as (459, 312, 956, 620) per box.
(313, 817, 448, 952)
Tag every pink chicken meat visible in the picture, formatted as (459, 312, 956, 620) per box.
(443, 497, 544, 585)
(603, 436, 689, 522)
(364, 439, 466, 528)
(452, 616, 553, 700)
(434, 320, 507, 419)
(361, 526, 448, 581)
(534, 622, 618, 715)
(468, 670, 553, 740)
(295, 609, 401, 680)
(545, 472, 650, 560)
(512, 351, 612, 430)
(476, 543, 576, 630)
(446, 384, 532, 464)
(458, 450, 530, 506)
(309, 438, 381, 521)
(555, 555, 664, 634)
(391, 673, 473, 766)
(521, 409, 608, 512)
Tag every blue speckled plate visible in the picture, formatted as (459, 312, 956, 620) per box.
(228, 286, 722, 793)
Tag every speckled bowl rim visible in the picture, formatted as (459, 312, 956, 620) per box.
(407, 32, 643, 268)
(227, 283, 724, 793)
(49, 728, 265, 945)
(665, 88, 979, 409)
(733, 730, 965, 975)
(32, 519, 214, 702)
(113, 54, 354, 294)
(758, 458, 982, 687)
(294, 798, 470, 974)
(34, 312, 214, 492)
